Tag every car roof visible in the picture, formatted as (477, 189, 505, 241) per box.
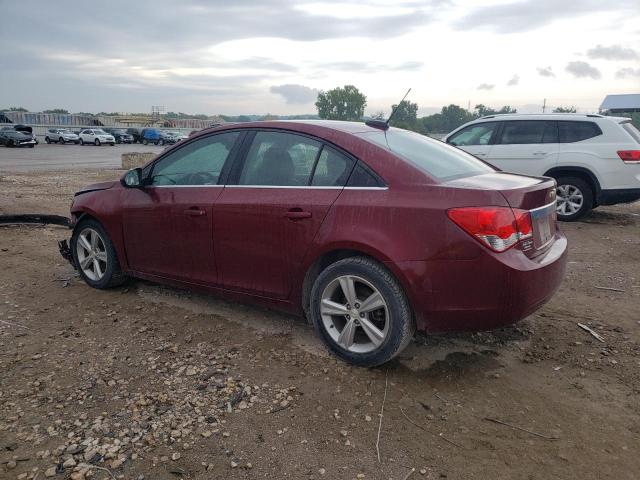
(200, 119, 384, 136)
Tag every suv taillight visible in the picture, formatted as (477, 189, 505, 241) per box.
(617, 150, 640, 164)
(447, 206, 533, 252)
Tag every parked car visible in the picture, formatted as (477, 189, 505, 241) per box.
(105, 128, 134, 144)
(61, 120, 567, 366)
(79, 128, 115, 146)
(126, 128, 142, 143)
(0, 127, 36, 147)
(444, 114, 640, 221)
(45, 128, 80, 144)
(12, 124, 39, 144)
(140, 128, 177, 146)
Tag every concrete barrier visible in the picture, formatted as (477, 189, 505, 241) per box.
(122, 152, 155, 170)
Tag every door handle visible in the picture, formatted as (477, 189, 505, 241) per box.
(183, 207, 206, 216)
(533, 151, 547, 155)
(284, 209, 312, 220)
(472, 152, 486, 156)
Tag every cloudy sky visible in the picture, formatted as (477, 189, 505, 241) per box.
(1, 0, 639, 116)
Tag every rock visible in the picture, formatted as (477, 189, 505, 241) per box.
(319, 468, 326, 475)
(365, 415, 372, 422)
(63, 457, 77, 468)
(45, 467, 57, 477)
(171, 452, 181, 461)
(420, 468, 427, 475)
(231, 461, 238, 468)
(6, 460, 17, 469)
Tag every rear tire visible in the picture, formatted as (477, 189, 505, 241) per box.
(79, 138, 84, 145)
(310, 257, 415, 367)
(142, 139, 148, 145)
(45, 137, 51, 144)
(71, 218, 127, 289)
(59, 137, 65, 144)
(555, 176, 593, 221)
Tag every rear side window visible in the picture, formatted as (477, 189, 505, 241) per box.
(498, 121, 557, 144)
(347, 162, 385, 187)
(358, 129, 494, 181)
(239, 131, 321, 186)
(558, 121, 602, 143)
(311, 146, 354, 186)
(448, 122, 497, 146)
(620, 122, 640, 143)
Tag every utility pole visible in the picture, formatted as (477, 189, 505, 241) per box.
(542, 98, 547, 113)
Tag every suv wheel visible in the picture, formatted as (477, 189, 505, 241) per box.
(59, 137, 65, 144)
(94, 138, 101, 146)
(71, 219, 127, 289)
(45, 136, 51, 144)
(142, 139, 148, 145)
(555, 176, 593, 221)
(310, 257, 415, 367)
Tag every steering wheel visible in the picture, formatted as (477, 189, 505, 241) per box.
(187, 171, 217, 185)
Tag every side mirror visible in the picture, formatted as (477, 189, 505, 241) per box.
(123, 168, 143, 188)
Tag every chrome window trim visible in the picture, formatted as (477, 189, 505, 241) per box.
(149, 184, 223, 188)
(146, 185, 389, 190)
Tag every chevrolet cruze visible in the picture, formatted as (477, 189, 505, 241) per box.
(61, 120, 567, 366)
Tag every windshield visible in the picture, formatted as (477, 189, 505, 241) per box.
(112, 129, 127, 134)
(94, 129, 108, 135)
(357, 128, 495, 181)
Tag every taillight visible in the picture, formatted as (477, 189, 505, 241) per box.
(617, 150, 640, 164)
(447, 206, 533, 252)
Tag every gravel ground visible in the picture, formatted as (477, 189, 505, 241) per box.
(0, 167, 639, 480)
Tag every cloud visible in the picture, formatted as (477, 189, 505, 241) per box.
(587, 44, 638, 61)
(565, 61, 601, 79)
(537, 66, 555, 77)
(455, 0, 638, 33)
(477, 83, 495, 90)
(507, 74, 520, 86)
(316, 60, 423, 73)
(270, 84, 319, 104)
(615, 67, 640, 79)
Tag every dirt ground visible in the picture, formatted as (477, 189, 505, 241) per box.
(1, 168, 639, 480)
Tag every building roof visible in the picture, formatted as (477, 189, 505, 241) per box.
(600, 94, 640, 111)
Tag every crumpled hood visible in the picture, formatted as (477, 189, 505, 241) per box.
(74, 181, 117, 196)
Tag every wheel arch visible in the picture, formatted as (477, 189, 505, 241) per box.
(300, 245, 409, 322)
(544, 167, 601, 195)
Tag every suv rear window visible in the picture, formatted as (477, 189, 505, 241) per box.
(558, 121, 602, 143)
(358, 129, 494, 181)
(621, 121, 640, 143)
(497, 121, 557, 144)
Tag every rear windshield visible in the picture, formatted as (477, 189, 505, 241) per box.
(357, 128, 495, 181)
(621, 122, 640, 143)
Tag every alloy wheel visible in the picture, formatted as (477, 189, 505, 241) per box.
(320, 275, 389, 353)
(556, 184, 584, 216)
(76, 228, 108, 281)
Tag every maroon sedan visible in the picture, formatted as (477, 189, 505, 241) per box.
(62, 120, 567, 366)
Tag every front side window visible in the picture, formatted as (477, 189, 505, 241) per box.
(150, 131, 240, 186)
(239, 131, 321, 186)
(498, 121, 557, 144)
(448, 122, 497, 146)
(358, 129, 495, 181)
(558, 121, 602, 143)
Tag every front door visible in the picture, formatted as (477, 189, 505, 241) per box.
(122, 131, 242, 285)
(214, 131, 354, 299)
(447, 121, 499, 162)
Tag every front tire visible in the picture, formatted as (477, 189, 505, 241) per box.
(310, 257, 415, 367)
(45, 137, 51, 144)
(71, 219, 127, 289)
(94, 139, 101, 146)
(79, 138, 84, 145)
(59, 137, 65, 144)
(556, 176, 593, 221)
(142, 139, 148, 145)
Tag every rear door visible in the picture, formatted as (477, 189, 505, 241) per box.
(446, 122, 499, 161)
(122, 131, 242, 284)
(214, 130, 355, 299)
(488, 120, 559, 176)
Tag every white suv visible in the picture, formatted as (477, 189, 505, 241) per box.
(444, 114, 640, 220)
(79, 129, 115, 146)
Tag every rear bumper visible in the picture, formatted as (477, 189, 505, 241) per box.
(396, 232, 568, 334)
(597, 188, 640, 206)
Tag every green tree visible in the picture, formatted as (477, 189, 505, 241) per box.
(43, 108, 69, 114)
(370, 110, 386, 120)
(553, 106, 577, 113)
(2, 106, 28, 112)
(390, 100, 418, 123)
(474, 104, 517, 117)
(315, 85, 367, 121)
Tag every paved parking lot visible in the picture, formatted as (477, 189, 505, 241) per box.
(0, 142, 164, 172)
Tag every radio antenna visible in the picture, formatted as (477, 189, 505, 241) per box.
(365, 88, 412, 130)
